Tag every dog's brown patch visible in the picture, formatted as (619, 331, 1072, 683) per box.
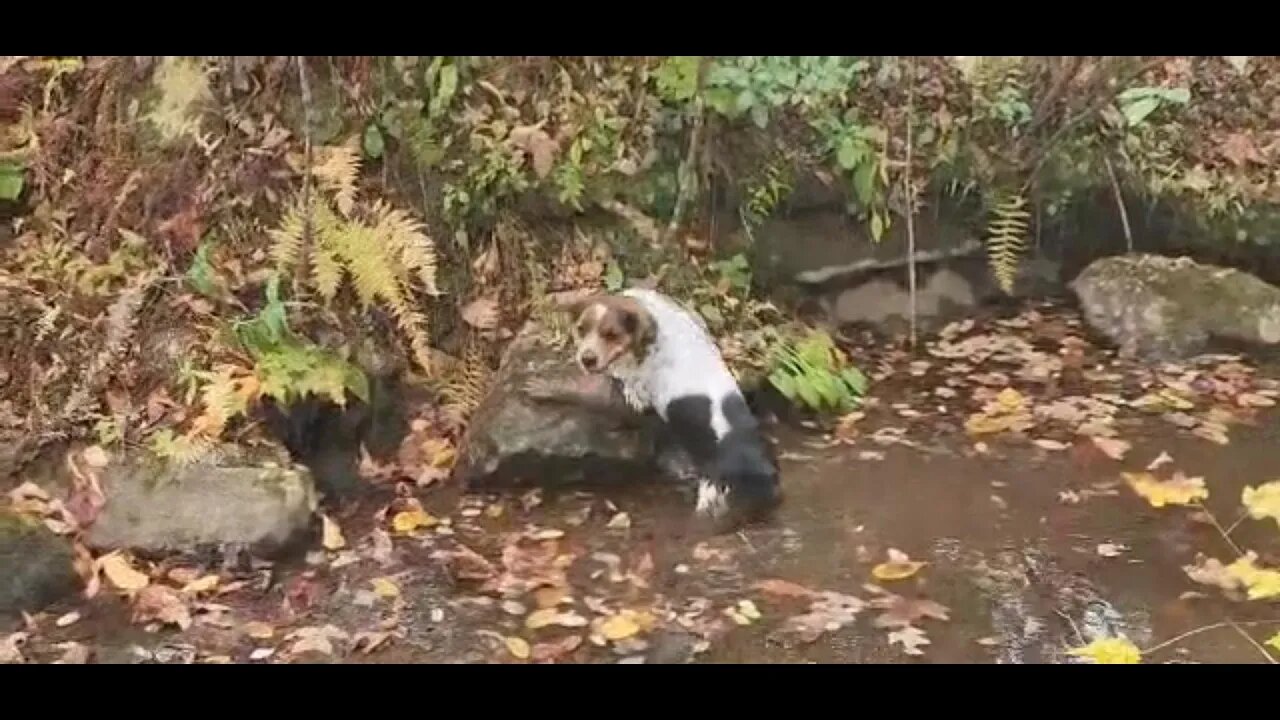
(563, 294, 655, 372)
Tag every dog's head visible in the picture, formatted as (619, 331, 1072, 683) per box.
(562, 294, 656, 373)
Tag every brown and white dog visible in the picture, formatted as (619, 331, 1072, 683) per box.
(528, 287, 782, 529)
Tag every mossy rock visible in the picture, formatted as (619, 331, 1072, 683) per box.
(1071, 253, 1280, 360)
(0, 510, 80, 617)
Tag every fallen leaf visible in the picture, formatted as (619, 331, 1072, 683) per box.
(753, 578, 818, 600)
(600, 614, 641, 640)
(321, 514, 346, 550)
(776, 591, 867, 643)
(1091, 436, 1131, 461)
(533, 586, 570, 609)
(888, 626, 930, 656)
(1124, 471, 1209, 508)
(1034, 438, 1070, 451)
(370, 577, 401, 599)
(82, 445, 110, 468)
(526, 608, 589, 630)
(531, 635, 583, 662)
(98, 552, 150, 592)
(353, 631, 395, 654)
(392, 508, 438, 534)
(871, 595, 951, 629)
(1266, 632, 1280, 653)
(1241, 481, 1280, 529)
(55, 611, 81, 627)
(1067, 636, 1141, 664)
(1226, 552, 1280, 601)
(505, 636, 531, 660)
(606, 512, 631, 531)
(181, 574, 220, 596)
(1096, 543, 1126, 558)
(871, 548, 926, 581)
(249, 647, 275, 661)
(242, 621, 275, 640)
(131, 585, 192, 630)
(53, 641, 90, 664)
(288, 625, 350, 657)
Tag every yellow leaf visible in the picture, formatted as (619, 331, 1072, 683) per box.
(1242, 481, 1280, 529)
(1067, 637, 1142, 664)
(600, 613, 640, 641)
(1123, 471, 1208, 508)
(505, 636, 531, 660)
(180, 574, 220, 596)
(1266, 632, 1280, 654)
(1090, 436, 1131, 461)
(872, 548, 926, 581)
(995, 388, 1025, 412)
(370, 577, 401, 599)
(525, 608, 588, 630)
(1226, 553, 1280, 601)
(242, 621, 275, 640)
(321, 514, 346, 550)
(391, 508, 437, 534)
(98, 552, 150, 592)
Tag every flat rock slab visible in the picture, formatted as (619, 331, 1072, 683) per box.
(0, 510, 80, 617)
(1072, 253, 1280, 360)
(85, 458, 318, 555)
(454, 321, 661, 491)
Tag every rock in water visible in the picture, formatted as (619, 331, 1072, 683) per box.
(0, 510, 80, 617)
(453, 321, 660, 491)
(1071, 254, 1280, 360)
(85, 456, 318, 556)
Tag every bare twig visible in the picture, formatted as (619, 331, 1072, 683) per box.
(1223, 510, 1250, 537)
(1228, 619, 1278, 664)
(1142, 619, 1280, 657)
(1196, 502, 1245, 558)
(904, 57, 919, 349)
(296, 56, 315, 279)
(663, 56, 711, 246)
(1102, 153, 1134, 253)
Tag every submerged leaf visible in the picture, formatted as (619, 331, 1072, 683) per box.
(1067, 637, 1141, 664)
(1123, 471, 1208, 508)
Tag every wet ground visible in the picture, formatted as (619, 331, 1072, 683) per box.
(6, 303, 1280, 664)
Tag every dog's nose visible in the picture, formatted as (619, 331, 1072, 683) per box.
(580, 351, 598, 370)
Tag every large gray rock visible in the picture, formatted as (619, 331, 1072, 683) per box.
(1071, 254, 1280, 360)
(453, 321, 661, 491)
(0, 510, 80, 617)
(85, 455, 318, 555)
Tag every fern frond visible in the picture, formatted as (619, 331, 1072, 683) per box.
(370, 200, 440, 296)
(312, 144, 361, 217)
(149, 428, 214, 467)
(189, 365, 261, 437)
(985, 189, 1031, 295)
(269, 200, 306, 274)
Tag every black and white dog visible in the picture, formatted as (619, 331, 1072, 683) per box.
(526, 287, 782, 530)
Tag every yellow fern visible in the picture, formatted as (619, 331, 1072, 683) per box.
(269, 147, 441, 375)
(146, 56, 212, 145)
(312, 144, 361, 217)
(985, 189, 1030, 295)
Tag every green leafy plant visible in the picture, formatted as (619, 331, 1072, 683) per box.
(1117, 86, 1190, 128)
(767, 329, 868, 414)
(0, 160, 24, 201)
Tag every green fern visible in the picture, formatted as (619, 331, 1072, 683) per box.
(742, 162, 792, 228)
(270, 144, 441, 374)
(766, 330, 868, 415)
(985, 189, 1030, 295)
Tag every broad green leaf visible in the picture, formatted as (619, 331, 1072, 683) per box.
(852, 162, 876, 206)
(362, 123, 385, 159)
(0, 162, 24, 201)
(870, 211, 885, 242)
(1122, 97, 1160, 127)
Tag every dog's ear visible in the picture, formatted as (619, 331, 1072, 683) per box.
(619, 303, 656, 354)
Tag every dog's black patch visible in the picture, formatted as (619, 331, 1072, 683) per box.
(662, 393, 782, 524)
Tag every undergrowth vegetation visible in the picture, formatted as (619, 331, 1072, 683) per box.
(1, 55, 1278, 469)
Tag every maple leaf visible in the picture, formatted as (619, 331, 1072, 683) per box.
(871, 548, 927, 581)
(321, 514, 346, 550)
(888, 626, 931, 656)
(1068, 637, 1141, 664)
(776, 591, 867, 643)
(391, 507, 437, 534)
(98, 551, 151, 592)
(1123, 471, 1208, 508)
(1225, 552, 1280, 601)
(870, 594, 951, 629)
(1241, 481, 1280, 529)
(131, 585, 192, 630)
(1090, 436, 1131, 461)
